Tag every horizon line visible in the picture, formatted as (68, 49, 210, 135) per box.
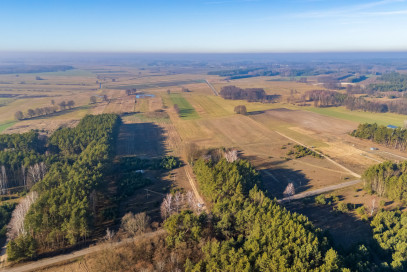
(1, 50, 407, 54)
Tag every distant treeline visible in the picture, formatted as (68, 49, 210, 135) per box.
(208, 67, 278, 79)
(369, 72, 407, 93)
(351, 123, 407, 150)
(208, 66, 335, 80)
(303, 89, 407, 115)
(0, 65, 74, 74)
(220, 85, 278, 102)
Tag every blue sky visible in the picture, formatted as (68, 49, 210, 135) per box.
(1, 0, 407, 52)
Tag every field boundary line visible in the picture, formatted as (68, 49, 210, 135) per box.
(205, 79, 218, 96)
(273, 130, 361, 178)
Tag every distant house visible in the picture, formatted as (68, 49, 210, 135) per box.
(370, 147, 378, 151)
(387, 125, 398, 129)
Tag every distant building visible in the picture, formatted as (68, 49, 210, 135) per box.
(387, 125, 398, 129)
(370, 147, 378, 151)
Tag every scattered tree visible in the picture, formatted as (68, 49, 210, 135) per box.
(66, 100, 75, 109)
(27, 109, 35, 118)
(14, 111, 23, 120)
(234, 105, 247, 115)
(58, 101, 66, 111)
(283, 183, 295, 200)
(90, 96, 97, 104)
(121, 212, 150, 236)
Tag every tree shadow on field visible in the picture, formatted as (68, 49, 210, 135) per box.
(284, 200, 376, 251)
(261, 167, 311, 199)
(116, 122, 167, 158)
(179, 108, 195, 118)
(247, 110, 265, 116)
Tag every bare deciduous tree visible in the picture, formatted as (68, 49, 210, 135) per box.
(7, 191, 38, 240)
(283, 183, 295, 201)
(224, 149, 238, 163)
(121, 212, 151, 236)
(174, 191, 183, 213)
(160, 194, 173, 219)
(104, 228, 115, 242)
(186, 191, 198, 212)
(28, 162, 47, 186)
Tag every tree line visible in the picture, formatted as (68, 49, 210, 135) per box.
(362, 160, 407, 203)
(369, 72, 407, 93)
(303, 90, 407, 115)
(6, 114, 121, 261)
(351, 123, 407, 151)
(14, 100, 75, 120)
(219, 85, 277, 102)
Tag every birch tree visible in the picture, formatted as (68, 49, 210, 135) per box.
(283, 183, 295, 201)
(7, 191, 38, 240)
(224, 149, 238, 163)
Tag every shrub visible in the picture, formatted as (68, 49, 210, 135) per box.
(337, 202, 349, 213)
(7, 235, 37, 262)
(356, 206, 366, 216)
(315, 194, 327, 205)
(160, 156, 181, 170)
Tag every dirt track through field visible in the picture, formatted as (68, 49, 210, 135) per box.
(205, 79, 218, 96)
(279, 179, 362, 202)
(0, 230, 165, 272)
(273, 130, 361, 178)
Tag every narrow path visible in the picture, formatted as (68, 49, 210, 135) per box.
(293, 160, 351, 175)
(205, 79, 218, 96)
(184, 166, 206, 210)
(0, 230, 165, 272)
(278, 179, 362, 203)
(378, 150, 407, 161)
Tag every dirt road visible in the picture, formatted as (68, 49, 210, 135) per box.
(0, 230, 165, 272)
(279, 179, 362, 203)
(205, 79, 218, 96)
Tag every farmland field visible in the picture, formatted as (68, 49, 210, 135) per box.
(305, 106, 407, 127)
(168, 93, 200, 120)
(2, 61, 407, 271)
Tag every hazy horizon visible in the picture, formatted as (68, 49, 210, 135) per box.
(1, 0, 407, 52)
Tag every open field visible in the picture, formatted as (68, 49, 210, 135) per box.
(3, 63, 407, 267)
(167, 93, 200, 120)
(305, 106, 407, 127)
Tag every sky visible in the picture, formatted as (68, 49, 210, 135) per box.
(1, 0, 407, 52)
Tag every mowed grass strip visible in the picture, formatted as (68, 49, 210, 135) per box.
(305, 106, 407, 127)
(0, 121, 17, 133)
(168, 94, 200, 120)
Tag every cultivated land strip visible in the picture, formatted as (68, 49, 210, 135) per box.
(205, 79, 219, 96)
(279, 179, 362, 203)
(273, 130, 361, 178)
(0, 230, 165, 272)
